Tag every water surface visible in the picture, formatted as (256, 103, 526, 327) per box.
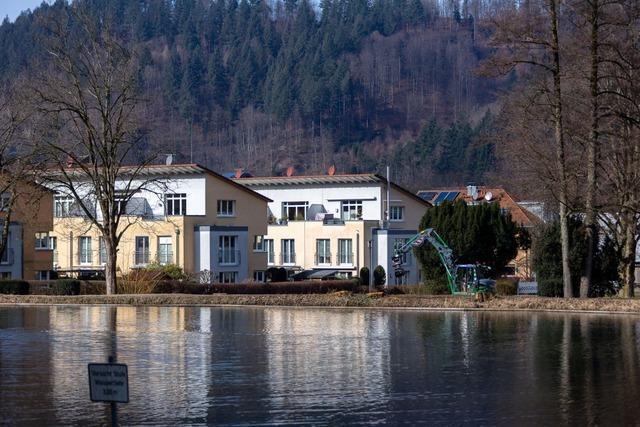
(1, 306, 639, 425)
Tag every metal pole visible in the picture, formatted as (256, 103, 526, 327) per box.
(386, 165, 390, 228)
(109, 307, 118, 427)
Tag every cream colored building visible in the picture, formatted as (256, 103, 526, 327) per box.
(50, 164, 271, 283)
(235, 174, 431, 284)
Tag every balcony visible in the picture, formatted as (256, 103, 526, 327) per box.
(314, 253, 332, 266)
(280, 253, 296, 265)
(337, 252, 354, 265)
(218, 249, 241, 266)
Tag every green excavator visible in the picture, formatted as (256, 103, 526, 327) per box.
(391, 228, 495, 295)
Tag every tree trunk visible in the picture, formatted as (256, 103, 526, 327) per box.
(549, 0, 572, 298)
(580, 0, 599, 299)
(621, 217, 636, 298)
(105, 237, 118, 295)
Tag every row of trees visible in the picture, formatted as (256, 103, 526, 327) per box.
(489, 0, 640, 297)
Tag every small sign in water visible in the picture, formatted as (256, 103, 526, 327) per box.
(88, 363, 129, 403)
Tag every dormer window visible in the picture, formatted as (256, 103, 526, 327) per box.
(165, 193, 187, 216)
(54, 195, 74, 217)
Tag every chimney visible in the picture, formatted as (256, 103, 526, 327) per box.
(234, 168, 243, 179)
(327, 165, 336, 176)
(286, 166, 294, 177)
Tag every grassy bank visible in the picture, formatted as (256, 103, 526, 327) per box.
(1, 294, 640, 313)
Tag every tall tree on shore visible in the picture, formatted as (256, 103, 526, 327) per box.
(486, 0, 573, 297)
(32, 6, 161, 295)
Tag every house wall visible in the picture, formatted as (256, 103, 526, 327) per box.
(0, 223, 23, 279)
(371, 228, 421, 285)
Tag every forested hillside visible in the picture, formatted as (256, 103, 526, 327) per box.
(0, 0, 507, 186)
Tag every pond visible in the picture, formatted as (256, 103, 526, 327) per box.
(1, 306, 639, 425)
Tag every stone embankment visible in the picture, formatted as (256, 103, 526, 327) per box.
(1, 293, 640, 314)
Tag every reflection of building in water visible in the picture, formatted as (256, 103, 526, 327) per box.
(264, 308, 391, 417)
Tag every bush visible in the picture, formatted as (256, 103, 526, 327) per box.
(538, 278, 563, 297)
(119, 268, 165, 294)
(0, 280, 29, 295)
(53, 279, 81, 295)
(373, 265, 386, 288)
(152, 279, 360, 295)
(424, 279, 450, 295)
(359, 267, 370, 287)
(495, 278, 518, 296)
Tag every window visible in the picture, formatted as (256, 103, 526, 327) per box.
(114, 191, 129, 214)
(281, 239, 295, 264)
(218, 236, 238, 265)
(35, 232, 50, 250)
(218, 271, 237, 283)
(0, 272, 11, 279)
(0, 241, 11, 265)
(0, 194, 10, 211)
(265, 239, 275, 265)
(338, 239, 353, 265)
(341, 200, 363, 220)
(253, 235, 265, 252)
(158, 236, 172, 265)
(99, 237, 107, 265)
(35, 271, 50, 281)
(165, 193, 187, 216)
(54, 195, 74, 217)
(79, 236, 92, 265)
(282, 202, 308, 221)
(316, 239, 331, 265)
(393, 238, 410, 265)
(253, 270, 265, 282)
(389, 206, 404, 221)
(217, 200, 235, 217)
(135, 236, 150, 265)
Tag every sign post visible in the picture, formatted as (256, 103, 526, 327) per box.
(88, 359, 129, 426)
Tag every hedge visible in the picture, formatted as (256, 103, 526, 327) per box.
(0, 280, 30, 295)
(538, 278, 563, 297)
(495, 278, 518, 296)
(152, 279, 360, 295)
(53, 279, 81, 296)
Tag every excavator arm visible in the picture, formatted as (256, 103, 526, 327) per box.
(392, 228, 457, 294)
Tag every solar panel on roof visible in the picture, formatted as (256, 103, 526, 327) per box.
(433, 192, 450, 205)
(445, 191, 459, 201)
(418, 191, 437, 201)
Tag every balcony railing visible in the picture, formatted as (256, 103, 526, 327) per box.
(133, 250, 151, 266)
(156, 251, 174, 265)
(337, 252, 354, 265)
(314, 252, 332, 265)
(218, 249, 241, 265)
(280, 253, 296, 265)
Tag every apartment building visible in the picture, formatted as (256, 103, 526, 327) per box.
(50, 164, 271, 283)
(235, 173, 431, 285)
(0, 179, 54, 280)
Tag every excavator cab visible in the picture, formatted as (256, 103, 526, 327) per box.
(454, 264, 495, 294)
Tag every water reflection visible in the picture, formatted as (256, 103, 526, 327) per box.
(1, 307, 640, 425)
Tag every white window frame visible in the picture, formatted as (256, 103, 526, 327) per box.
(158, 236, 172, 265)
(338, 239, 353, 265)
(98, 237, 107, 265)
(217, 200, 236, 217)
(54, 195, 74, 218)
(389, 206, 405, 222)
(282, 201, 308, 221)
(79, 236, 92, 265)
(135, 236, 150, 266)
(282, 239, 295, 264)
(253, 270, 265, 282)
(35, 232, 50, 250)
(316, 239, 331, 265)
(265, 239, 275, 265)
(341, 200, 363, 220)
(165, 193, 187, 216)
(253, 235, 265, 252)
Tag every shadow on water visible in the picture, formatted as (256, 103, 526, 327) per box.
(1, 306, 639, 425)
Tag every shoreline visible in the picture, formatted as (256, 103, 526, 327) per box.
(1, 294, 640, 315)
